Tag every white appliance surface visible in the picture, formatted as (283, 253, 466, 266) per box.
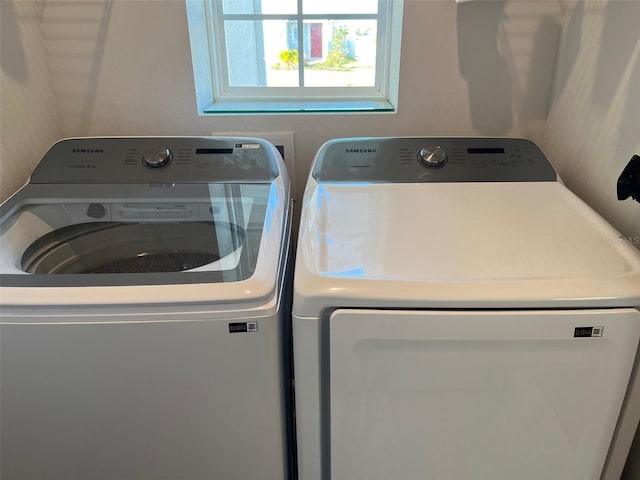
(292, 137, 640, 480)
(1, 312, 288, 480)
(0, 137, 293, 480)
(0, 187, 283, 310)
(330, 308, 640, 480)
(294, 181, 640, 315)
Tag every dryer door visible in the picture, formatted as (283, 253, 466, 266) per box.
(329, 308, 640, 480)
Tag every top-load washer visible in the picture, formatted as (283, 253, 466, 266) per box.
(1, 137, 293, 480)
(292, 137, 640, 480)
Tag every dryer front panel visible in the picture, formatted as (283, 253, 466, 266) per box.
(329, 308, 640, 480)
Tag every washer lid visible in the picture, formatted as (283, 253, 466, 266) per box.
(1, 181, 289, 308)
(294, 181, 640, 316)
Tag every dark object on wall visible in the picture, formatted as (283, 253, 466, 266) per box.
(617, 155, 640, 204)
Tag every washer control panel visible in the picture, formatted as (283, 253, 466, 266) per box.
(312, 137, 557, 183)
(30, 137, 280, 184)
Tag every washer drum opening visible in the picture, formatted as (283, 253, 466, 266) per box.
(20, 221, 246, 274)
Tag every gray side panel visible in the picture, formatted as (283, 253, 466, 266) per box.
(312, 137, 558, 183)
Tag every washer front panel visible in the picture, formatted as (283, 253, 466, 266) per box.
(312, 137, 557, 183)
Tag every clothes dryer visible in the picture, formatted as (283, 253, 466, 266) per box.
(1, 137, 294, 480)
(293, 137, 640, 480)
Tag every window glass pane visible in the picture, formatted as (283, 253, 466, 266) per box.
(302, 0, 378, 15)
(261, 0, 298, 15)
(265, 20, 299, 86)
(222, 0, 297, 15)
(303, 20, 377, 87)
(222, 0, 254, 15)
(225, 20, 299, 87)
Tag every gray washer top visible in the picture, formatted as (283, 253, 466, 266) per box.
(30, 137, 280, 184)
(0, 137, 289, 291)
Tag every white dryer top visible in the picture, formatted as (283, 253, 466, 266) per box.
(293, 180, 640, 316)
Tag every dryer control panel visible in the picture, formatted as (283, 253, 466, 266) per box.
(29, 137, 280, 184)
(312, 137, 557, 183)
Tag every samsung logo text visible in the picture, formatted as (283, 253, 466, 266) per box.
(345, 148, 377, 153)
(72, 149, 104, 154)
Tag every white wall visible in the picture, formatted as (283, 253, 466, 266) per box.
(1, 0, 60, 202)
(542, 2, 640, 477)
(543, 0, 640, 244)
(33, 0, 563, 202)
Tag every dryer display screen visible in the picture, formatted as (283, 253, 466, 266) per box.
(467, 148, 505, 154)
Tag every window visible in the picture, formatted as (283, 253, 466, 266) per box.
(186, 0, 403, 113)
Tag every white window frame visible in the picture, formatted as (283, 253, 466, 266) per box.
(186, 0, 403, 113)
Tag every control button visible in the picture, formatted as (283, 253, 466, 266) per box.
(142, 147, 172, 168)
(87, 203, 106, 219)
(418, 145, 447, 168)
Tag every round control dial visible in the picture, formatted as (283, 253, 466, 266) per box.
(418, 145, 447, 168)
(142, 147, 172, 168)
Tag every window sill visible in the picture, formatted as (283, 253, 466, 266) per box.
(202, 99, 395, 114)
